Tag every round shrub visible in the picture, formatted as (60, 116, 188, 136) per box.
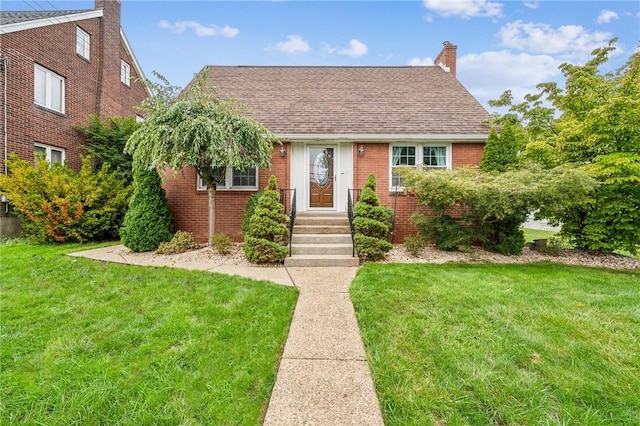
(120, 168, 173, 252)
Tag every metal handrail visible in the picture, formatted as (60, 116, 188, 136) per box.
(280, 188, 296, 256)
(347, 189, 361, 257)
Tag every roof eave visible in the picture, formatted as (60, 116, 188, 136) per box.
(0, 10, 103, 34)
(276, 133, 488, 142)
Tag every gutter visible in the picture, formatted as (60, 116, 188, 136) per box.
(275, 133, 488, 142)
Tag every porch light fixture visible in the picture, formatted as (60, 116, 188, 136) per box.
(279, 145, 286, 157)
(358, 144, 365, 157)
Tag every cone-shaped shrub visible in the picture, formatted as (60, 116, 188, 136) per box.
(353, 174, 393, 260)
(243, 175, 290, 263)
(120, 168, 173, 252)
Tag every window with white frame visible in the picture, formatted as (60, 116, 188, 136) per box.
(390, 144, 450, 188)
(76, 27, 90, 60)
(120, 60, 130, 86)
(34, 64, 65, 113)
(197, 167, 258, 190)
(34, 144, 65, 166)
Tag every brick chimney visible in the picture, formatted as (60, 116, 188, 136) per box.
(434, 41, 457, 77)
(94, 0, 122, 117)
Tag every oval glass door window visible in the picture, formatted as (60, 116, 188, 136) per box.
(312, 151, 330, 187)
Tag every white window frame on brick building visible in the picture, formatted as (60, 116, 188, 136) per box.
(76, 27, 90, 60)
(390, 143, 451, 189)
(34, 143, 65, 166)
(197, 167, 259, 191)
(34, 64, 65, 113)
(120, 60, 130, 86)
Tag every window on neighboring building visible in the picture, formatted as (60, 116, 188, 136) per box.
(34, 64, 65, 113)
(197, 167, 258, 191)
(34, 144, 65, 166)
(120, 60, 130, 86)
(390, 144, 451, 188)
(76, 27, 90, 60)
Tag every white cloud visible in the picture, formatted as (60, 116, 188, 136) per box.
(338, 39, 368, 57)
(422, 0, 503, 18)
(498, 20, 613, 57)
(158, 20, 239, 38)
(407, 57, 434, 66)
(523, 1, 539, 9)
(275, 35, 311, 54)
(424, 14, 434, 23)
(457, 50, 562, 107)
(597, 10, 619, 24)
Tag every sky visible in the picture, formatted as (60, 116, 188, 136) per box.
(3, 0, 640, 111)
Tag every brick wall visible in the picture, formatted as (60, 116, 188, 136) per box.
(353, 141, 485, 242)
(164, 143, 290, 243)
(0, 0, 147, 172)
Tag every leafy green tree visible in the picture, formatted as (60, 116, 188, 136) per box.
(76, 115, 140, 184)
(125, 71, 278, 238)
(353, 174, 393, 260)
(402, 166, 597, 254)
(489, 41, 640, 254)
(243, 176, 289, 263)
(120, 168, 173, 252)
(480, 121, 526, 172)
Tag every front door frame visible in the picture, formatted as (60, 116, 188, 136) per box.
(306, 144, 338, 210)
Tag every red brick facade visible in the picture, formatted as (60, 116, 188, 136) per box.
(0, 0, 147, 172)
(165, 141, 484, 243)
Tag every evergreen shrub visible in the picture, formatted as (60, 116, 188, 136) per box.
(353, 174, 393, 260)
(120, 168, 173, 252)
(243, 176, 290, 263)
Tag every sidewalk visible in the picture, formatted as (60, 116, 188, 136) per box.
(68, 246, 384, 425)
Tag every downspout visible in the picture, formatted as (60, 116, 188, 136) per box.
(1, 55, 8, 175)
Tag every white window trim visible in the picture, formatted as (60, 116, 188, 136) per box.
(197, 167, 259, 191)
(120, 60, 131, 86)
(76, 27, 90, 60)
(34, 64, 65, 113)
(34, 143, 65, 166)
(389, 143, 451, 190)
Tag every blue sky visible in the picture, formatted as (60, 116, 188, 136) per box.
(4, 0, 640, 111)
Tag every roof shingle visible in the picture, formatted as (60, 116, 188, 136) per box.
(0, 10, 91, 26)
(204, 66, 491, 136)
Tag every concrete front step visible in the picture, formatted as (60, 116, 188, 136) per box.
(291, 234, 352, 245)
(284, 255, 360, 267)
(291, 243, 353, 256)
(295, 216, 349, 226)
(293, 225, 351, 234)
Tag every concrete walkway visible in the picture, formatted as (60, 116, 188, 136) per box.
(68, 246, 384, 425)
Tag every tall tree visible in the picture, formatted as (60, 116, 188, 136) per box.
(489, 41, 640, 254)
(125, 71, 278, 237)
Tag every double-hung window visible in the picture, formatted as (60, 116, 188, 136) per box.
(34, 64, 65, 113)
(197, 167, 258, 190)
(120, 60, 130, 86)
(76, 27, 90, 60)
(390, 144, 450, 188)
(34, 143, 65, 166)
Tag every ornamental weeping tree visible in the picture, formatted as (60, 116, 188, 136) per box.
(125, 71, 278, 238)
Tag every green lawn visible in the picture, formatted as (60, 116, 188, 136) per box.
(351, 263, 640, 426)
(522, 227, 557, 243)
(0, 241, 298, 425)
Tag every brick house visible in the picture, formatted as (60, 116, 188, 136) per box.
(0, 0, 148, 172)
(164, 42, 491, 243)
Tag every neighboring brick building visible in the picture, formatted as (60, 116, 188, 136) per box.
(0, 0, 148, 172)
(165, 42, 491, 243)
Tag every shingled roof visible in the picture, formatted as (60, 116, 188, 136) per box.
(0, 10, 91, 26)
(204, 65, 491, 137)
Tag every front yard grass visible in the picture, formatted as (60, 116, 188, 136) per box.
(0, 241, 298, 424)
(351, 263, 640, 425)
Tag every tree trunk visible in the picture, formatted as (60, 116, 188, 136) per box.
(208, 185, 216, 241)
